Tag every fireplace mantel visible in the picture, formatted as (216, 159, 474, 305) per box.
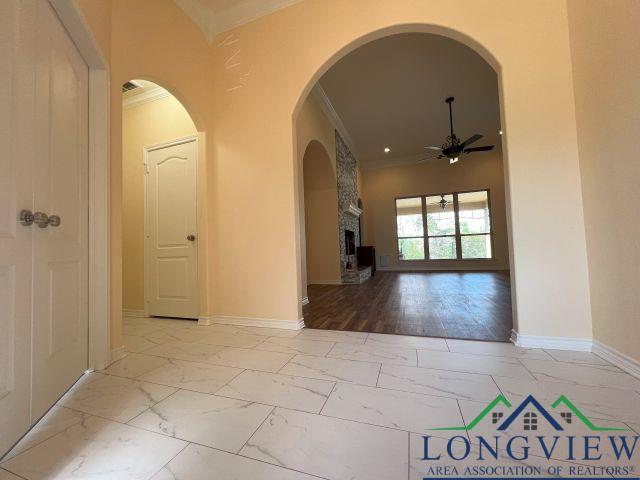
(343, 202, 362, 217)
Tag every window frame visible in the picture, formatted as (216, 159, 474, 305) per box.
(394, 196, 427, 261)
(394, 188, 495, 262)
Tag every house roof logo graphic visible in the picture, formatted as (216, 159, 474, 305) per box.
(432, 394, 627, 432)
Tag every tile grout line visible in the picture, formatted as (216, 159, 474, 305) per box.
(317, 382, 337, 416)
(146, 441, 191, 479)
(0, 467, 29, 480)
(407, 430, 410, 480)
(236, 405, 276, 455)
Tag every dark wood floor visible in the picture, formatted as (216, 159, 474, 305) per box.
(303, 271, 512, 341)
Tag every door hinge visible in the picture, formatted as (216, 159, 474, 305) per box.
(144, 163, 149, 174)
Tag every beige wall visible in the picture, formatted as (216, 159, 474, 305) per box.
(362, 149, 509, 271)
(79, 0, 595, 347)
(567, 0, 640, 360)
(303, 141, 341, 286)
(295, 94, 339, 300)
(122, 96, 197, 311)
(78, 0, 214, 349)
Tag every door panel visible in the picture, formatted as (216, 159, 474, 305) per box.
(146, 140, 198, 319)
(0, 0, 35, 455)
(31, 0, 88, 419)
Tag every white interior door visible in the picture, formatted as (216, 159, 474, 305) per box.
(31, 0, 88, 419)
(0, 0, 89, 454)
(0, 0, 36, 456)
(145, 138, 198, 319)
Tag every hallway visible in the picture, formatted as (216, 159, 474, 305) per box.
(1, 316, 638, 479)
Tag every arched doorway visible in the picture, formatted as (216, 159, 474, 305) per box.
(294, 31, 513, 341)
(121, 79, 206, 325)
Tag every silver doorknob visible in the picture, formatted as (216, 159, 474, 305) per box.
(187, 234, 196, 241)
(33, 212, 49, 228)
(19, 209, 34, 226)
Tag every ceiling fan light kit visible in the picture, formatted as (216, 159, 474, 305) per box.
(423, 96, 495, 165)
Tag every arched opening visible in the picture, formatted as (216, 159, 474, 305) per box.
(294, 31, 514, 341)
(301, 140, 341, 298)
(121, 79, 205, 324)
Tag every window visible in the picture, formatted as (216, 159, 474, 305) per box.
(396, 197, 425, 260)
(395, 190, 493, 261)
(523, 412, 538, 431)
(560, 412, 572, 424)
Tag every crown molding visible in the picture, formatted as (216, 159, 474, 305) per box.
(311, 83, 359, 158)
(175, 0, 303, 43)
(360, 152, 440, 171)
(123, 86, 171, 110)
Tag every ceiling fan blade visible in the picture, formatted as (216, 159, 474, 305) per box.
(424, 146, 442, 151)
(464, 145, 494, 153)
(459, 134, 483, 149)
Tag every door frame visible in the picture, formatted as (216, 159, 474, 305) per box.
(49, 0, 110, 370)
(143, 135, 200, 319)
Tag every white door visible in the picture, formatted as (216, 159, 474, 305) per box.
(0, 0, 89, 454)
(31, 0, 88, 418)
(0, 0, 36, 456)
(145, 139, 198, 319)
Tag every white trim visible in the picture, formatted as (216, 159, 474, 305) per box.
(123, 86, 171, 110)
(592, 341, 640, 379)
(198, 316, 212, 326)
(377, 265, 508, 272)
(308, 279, 343, 285)
(50, 0, 111, 370)
(110, 346, 126, 364)
(301, 296, 309, 306)
(311, 83, 358, 158)
(145, 135, 199, 152)
(174, 0, 303, 43)
(122, 309, 146, 318)
(208, 315, 305, 330)
(510, 330, 592, 351)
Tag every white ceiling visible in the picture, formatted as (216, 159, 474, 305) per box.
(318, 33, 501, 170)
(174, 0, 302, 42)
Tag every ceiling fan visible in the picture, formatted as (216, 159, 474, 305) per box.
(424, 96, 494, 164)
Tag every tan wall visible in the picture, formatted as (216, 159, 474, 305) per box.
(567, 0, 640, 360)
(122, 96, 197, 311)
(78, 0, 594, 346)
(303, 141, 341, 286)
(362, 150, 509, 271)
(78, 0, 214, 349)
(295, 94, 340, 300)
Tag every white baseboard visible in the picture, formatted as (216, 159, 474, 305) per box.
(308, 279, 343, 285)
(301, 296, 310, 306)
(206, 315, 305, 330)
(592, 340, 640, 379)
(110, 345, 126, 364)
(510, 329, 592, 351)
(377, 265, 508, 272)
(122, 309, 146, 318)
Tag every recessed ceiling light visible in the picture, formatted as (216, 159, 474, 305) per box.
(384, 147, 390, 153)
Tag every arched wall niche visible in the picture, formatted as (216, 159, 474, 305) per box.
(300, 140, 341, 297)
